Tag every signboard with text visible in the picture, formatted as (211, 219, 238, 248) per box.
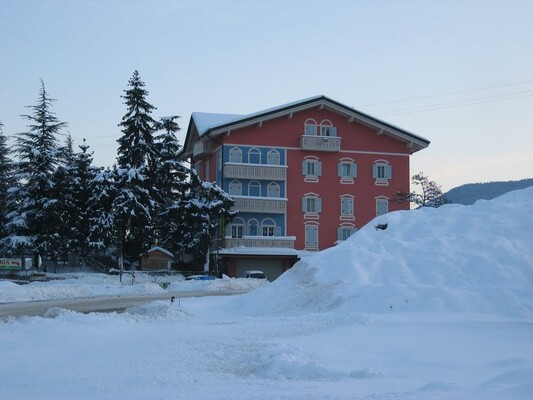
(0, 258, 23, 270)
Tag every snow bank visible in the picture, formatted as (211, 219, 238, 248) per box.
(233, 187, 533, 318)
(167, 275, 268, 292)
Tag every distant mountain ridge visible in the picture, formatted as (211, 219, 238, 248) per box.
(445, 178, 533, 205)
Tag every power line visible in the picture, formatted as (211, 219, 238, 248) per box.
(358, 79, 533, 108)
(376, 92, 533, 117)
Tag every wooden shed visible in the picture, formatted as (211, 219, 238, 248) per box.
(141, 247, 174, 271)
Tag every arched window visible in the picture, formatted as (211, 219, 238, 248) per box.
(227, 217, 245, 238)
(247, 218, 259, 236)
(267, 149, 280, 165)
(304, 118, 317, 136)
(228, 180, 242, 196)
(229, 147, 242, 163)
(248, 180, 261, 197)
(261, 218, 277, 237)
(320, 119, 336, 137)
(267, 182, 280, 198)
(248, 147, 261, 164)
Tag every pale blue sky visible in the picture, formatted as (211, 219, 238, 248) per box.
(1, 0, 532, 191)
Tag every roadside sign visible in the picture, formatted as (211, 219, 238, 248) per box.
(0, 258, 23, 270)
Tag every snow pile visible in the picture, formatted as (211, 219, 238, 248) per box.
(167, 275, 269, 292)
(235, 187, 533, 318)
(0, 273, 172, 303)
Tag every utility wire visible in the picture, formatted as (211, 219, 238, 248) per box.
(358, 79, 533, 108)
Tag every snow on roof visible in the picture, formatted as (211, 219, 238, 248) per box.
(192, 112, 244, 136)
(217, 246, 299, 257)
(147, 246, 174, 258)
(191, 95, 429, 148)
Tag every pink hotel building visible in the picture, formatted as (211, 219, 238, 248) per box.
(179, 96, 430, 279)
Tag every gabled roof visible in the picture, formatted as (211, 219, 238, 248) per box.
(180, 95, 430, 158)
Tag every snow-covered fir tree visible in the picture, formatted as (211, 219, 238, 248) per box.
(153, 116, 189, 247)
(70, 139, 101, 262)
(114, 71, 161, 267)
(170, 170, 236, 266)
(87, 166, 116, 254)
(51, 134, 78, 262)
(4, 81, 67, 261)
(0, 121, 15, 247)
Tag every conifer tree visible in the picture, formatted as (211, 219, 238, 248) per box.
(114, 71, 160, 270)
(4, 81, 67, 261)
(70, 139, 100, 262)
(153, 116, 189, 247)
(87, 167, 116, 254)
(0, 121, 15, 246)
(170, 171, 236, 266)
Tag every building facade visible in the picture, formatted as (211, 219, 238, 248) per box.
(179, 96, 430, 279)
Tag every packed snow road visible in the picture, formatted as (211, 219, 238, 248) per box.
(0, 290, 249, 318)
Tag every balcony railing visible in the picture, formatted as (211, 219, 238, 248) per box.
(224, 163, 287, 180)
(231, 196, 287, 214)
(300, 135, 341, 152)
(223, 237, 295, 249)
(192, 140, 213, 157)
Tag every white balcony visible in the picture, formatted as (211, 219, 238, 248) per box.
(223, 236, 295, 249)
(192, 140, 213, 157)
(224, 163, 287, 180)
(300, 135, 341, 152)
(231, 196, 287, 214)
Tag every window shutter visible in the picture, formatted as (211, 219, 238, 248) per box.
(385, 165, 392, 179)
(351, 163, 358, 178)
(317, 161, 322, 176)
(317, 198, 322, 213)
(274, 226, 281, 237)
(337, 227, 343, 241)
(337, 162, 343, 177)
(302, 197, 307, 212)
(302, 160, 307, 175)
(331, 127, 337, 137)
(305, 124, 317, 136)
(372, 164, 379, 179)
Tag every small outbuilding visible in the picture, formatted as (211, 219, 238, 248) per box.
(141, 247, 174, 271)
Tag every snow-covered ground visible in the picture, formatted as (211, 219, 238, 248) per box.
(1, 188, 532, 399)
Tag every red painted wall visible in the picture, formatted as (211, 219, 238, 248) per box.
(204, 107, 411, 251)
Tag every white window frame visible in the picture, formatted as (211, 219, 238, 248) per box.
(267, 149, 280, 165)
(229, 147, 242, 163)
(248, 180, 261, 197)
(338, 158, 357, 183)
(227, 217, 246, 238)
(302, 193, 322, 218)
(248, 147, 261, 164)
(373, 160, 392, 186)
(228, 180, 242, 196)
(247, 218, 259, 236)
(261, 218, 277, 237)
(337, 225, 357, 241)
(304, 118, 317, 136)
(319, 119, 337, 137)
(267, 182, 280, 198)
(302, 157, 322, 183)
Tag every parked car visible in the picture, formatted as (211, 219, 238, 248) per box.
(244, 270, 268, 280)
(185, 275, 216, 281)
